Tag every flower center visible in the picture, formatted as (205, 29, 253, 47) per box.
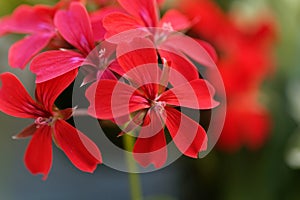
(34, 116, 55, 128)
(152, 101, 166, 114)
(98, 48, 106, 58)
(154, 22, 174, 44)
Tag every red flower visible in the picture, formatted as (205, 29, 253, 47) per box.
(103, 0, 216, 70)
(177, 0, 276, 151)
(30, 2, 117, 84)
(86, 38, 218, 167)
(0, 71, 102, 180)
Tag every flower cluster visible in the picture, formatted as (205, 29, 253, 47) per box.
(0, 0, 220, 179)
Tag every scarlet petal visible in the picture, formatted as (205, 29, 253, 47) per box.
(133, 110, 167, 168)
(30, 50, 83, 83)
(103, 12, 147, 41)
(90, 7, 122, 41)
(118, 0, 159, 26)
(35, 70, 78, 112)
(158, 49, 199, 86)
(54, 2, 94, 54)
(85, 80, 149, 120)
(159, 9, 191, 31)
(24, 125, 53, 180)
(9, 34, 54, 69)
(0, 73, 44, 118)
(160, 34, 215, 68)
(159, 79, 219, 110)
(54, 120, 102, 173)
(165, 107, 207, 158)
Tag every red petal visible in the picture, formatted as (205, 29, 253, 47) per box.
(158, 49, 199, 86)
(54, 2, 94, 54)
(160, 34, 215, 68)
(118, 0, 159, 27)
(54, 120, 102, 172)
(9, 34, 54, 69)
(159, 9, 191, 31)
(90, 7, 122, 42)
(159, 79, 219, 110)
(165, 107, 207, 158)
(0, 73, 44, 118)
(0, 5, 55, 34)
(133, 110, 167, 168)
(30, 50, 83, 83)
(103, 12, 146, 41)
(196, 39, 218, 63)
(86, 80, 149, 120)
(116, 38, 160, 91)
(35, 70, 78, 112)
(24, 125, 53, 180)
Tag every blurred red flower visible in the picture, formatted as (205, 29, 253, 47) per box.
(177, 0, 276, 152)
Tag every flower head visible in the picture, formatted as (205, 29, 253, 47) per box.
(86, 38, 218, 167)
(0, 70, 102, 179)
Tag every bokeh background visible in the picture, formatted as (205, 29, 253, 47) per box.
(1, 0, 300, 199)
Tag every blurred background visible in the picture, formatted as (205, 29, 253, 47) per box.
(1, 0, 300, 199)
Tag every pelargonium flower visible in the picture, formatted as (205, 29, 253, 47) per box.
(0, 71, 102, 180)
(102, 0, 216, 68)
(30, 2, 118, 84)
(86, 38, 219, 167)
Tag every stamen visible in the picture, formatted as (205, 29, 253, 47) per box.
(34, 117, 54, 128)
(162, 22, 174, 31)
(98, 48, 106, 58)
(153, 101, 166, 114)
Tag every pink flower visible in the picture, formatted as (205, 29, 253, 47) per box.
(30, 2, 118, 84)
(86, 38, 218, 167)
(0, 71, 102, 180)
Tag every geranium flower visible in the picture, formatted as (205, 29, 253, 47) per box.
(30, 2, 118, 84)
(0, 71, 102, 180)
(102, 0, 216, 68)
(86, 38, 219, 167)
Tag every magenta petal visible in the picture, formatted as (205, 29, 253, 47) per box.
(30, 50, 83, 83)
(0, 5, 55, 34)
(9, 33, 54, 69)
(133, 110, 167, 168)
(159, 79, 219, 110)
(165, 107, 207, 158)
(54, 2, 94, 54)
(86, 80, 149, 120)
(24, 125, 52, 180)
(0, 73, 43, 118)
(118, 0, 159, 27)
(35, 70, 78, 112)
(54, 120, 102, 173)
(159, 9, 191, 31)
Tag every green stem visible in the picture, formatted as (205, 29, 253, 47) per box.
(123, 134, 143, 200)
